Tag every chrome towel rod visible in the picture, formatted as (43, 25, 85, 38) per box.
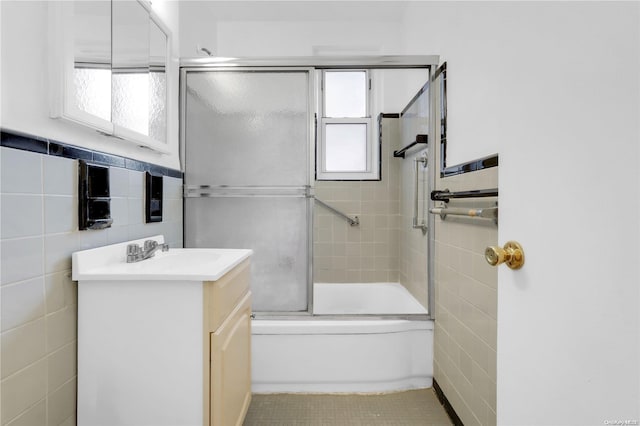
(314, 198, 359, 226)
(430, 206, 498, 224)
(430, 188, 498, 202)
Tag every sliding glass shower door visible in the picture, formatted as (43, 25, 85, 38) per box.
(183, 70, 312, 312)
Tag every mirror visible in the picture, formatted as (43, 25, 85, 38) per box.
(149, 19, 167, 144)
(50, 1, 169, 152)
(72, 1, 111, 122)
(112, 0, 150, 136)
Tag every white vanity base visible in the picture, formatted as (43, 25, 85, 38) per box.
(78, 279, 204, 426)
(73, 236, 253, 426)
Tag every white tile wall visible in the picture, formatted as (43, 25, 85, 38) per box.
(433, 166, 498, 426)
(398, 144, 429, 308)
(0, 146, 184, 426)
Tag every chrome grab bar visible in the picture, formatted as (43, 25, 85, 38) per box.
(413, 155, 428, 235)
(430, 206, 498, 224)
(314, 197, 359, 226)
(183, 185, 309, 198)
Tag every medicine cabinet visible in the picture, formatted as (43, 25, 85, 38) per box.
(49, 0, 170, 154)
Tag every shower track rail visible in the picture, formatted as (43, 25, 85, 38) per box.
(183, 185, 309, 198)
(314, 198, 359, 226)
(183, 185, 360, 226)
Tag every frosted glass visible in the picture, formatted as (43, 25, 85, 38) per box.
(111, 0, 149, 136)
(324, 71, 367, 118)
(149, 71, 166, 143)
(185, 71, 309, 186)
(148, 21, 167, 143)
(73, 68, 111, 122)
(325, 123, 367, 172)
(185, 197, 309, 312)
(112, 73, 149, 136)
(72, 1, 110, 121)
(184, 70, 311, 313)
(400, 83, 429, 148)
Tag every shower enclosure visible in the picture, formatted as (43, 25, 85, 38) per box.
(181, 57, 438, 318)
(181, 57, 439, 392)
(182, 69, 313, 313)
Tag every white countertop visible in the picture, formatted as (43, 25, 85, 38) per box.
(72, 235, 252, 281)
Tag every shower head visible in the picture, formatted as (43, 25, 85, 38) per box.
(198, 46, 213, 56)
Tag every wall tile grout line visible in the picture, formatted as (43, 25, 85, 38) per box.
(1, 143, 183, 425)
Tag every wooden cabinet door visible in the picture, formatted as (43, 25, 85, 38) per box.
(210, 292, 252, 426)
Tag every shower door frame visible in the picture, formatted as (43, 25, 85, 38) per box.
(180, 66, 316, 316)
(179, 56, 440, 319)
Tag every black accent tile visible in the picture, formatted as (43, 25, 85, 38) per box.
(49, 142, 93, 161)
(433, 379, 464, 426)
(2, 127, 185, 180)
(124, 158, 147, 172)
(380, 113, 400, 118)
(0, 130, 49, 154)
(481, 155, 499, 168)
(167, 168, 183, 179)
(147, 163, 168, 176)
(441, 154, 499, 178)
(92, 152, 126, 168)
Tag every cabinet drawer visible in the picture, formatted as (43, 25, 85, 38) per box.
(204, 259, 250, 332)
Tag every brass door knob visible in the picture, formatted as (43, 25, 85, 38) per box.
(485, 241, 525, 269)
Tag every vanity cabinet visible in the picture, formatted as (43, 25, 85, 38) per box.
(72, 237, 253, 426)
(204, 260, 253, 426)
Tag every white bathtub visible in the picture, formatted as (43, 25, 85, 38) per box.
(251, 283, 433, 394)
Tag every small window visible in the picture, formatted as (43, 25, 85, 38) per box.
(317, 70, 379, 180)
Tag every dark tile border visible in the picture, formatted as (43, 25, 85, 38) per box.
(433, 379, 464, 426)
(441, 154, 499, 178)
(1, 128, 183, 179)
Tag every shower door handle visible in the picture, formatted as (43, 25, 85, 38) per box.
(413, 155, 428, 235)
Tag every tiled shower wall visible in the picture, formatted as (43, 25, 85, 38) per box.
(397, 145, 429, 308)
(313, 117, 401, 283)
(0, 146, 183, 426)
(433, 166, 498, 426)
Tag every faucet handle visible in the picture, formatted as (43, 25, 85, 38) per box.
(143, 240, 158, 251)
(126, 243, 141, 263)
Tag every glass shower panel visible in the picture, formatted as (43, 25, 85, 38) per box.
(184, 70, 311, 313)
(185, 71, 309, 186)
(185, 197, 309, 312)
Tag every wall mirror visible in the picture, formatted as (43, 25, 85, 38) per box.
(49, 0, 170, 153)
(71, 1, 112, 124)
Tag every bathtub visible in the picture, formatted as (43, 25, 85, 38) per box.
(251, 283, 433, 393)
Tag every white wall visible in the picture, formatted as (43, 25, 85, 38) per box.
(401, 2, 640, 424)
(0, 1, 181, 170)
(179, 1, 406, 58)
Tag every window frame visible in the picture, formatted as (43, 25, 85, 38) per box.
(316, 69, 380, 181)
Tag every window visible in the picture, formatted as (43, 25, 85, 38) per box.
(317, 70, 379, 180)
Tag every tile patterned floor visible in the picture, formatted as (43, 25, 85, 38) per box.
(243, 389, 453, 425)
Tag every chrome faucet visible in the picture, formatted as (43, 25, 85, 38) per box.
(126, 240, 169, 263)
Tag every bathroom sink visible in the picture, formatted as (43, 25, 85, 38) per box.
(72, 235, 252, 281)
(72, 235, 253, 426)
